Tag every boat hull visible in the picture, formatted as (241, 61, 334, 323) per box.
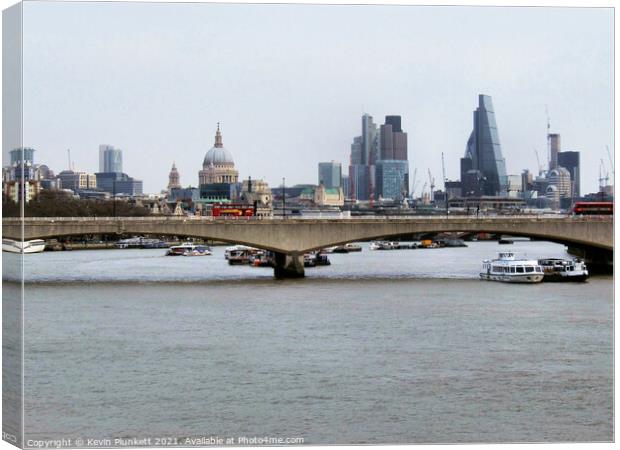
(2, 239, 46, 254)
(542, 273, 589, 282)
(479, 273, 544, 283)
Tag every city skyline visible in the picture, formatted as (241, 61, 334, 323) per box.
(6, 2, 613, 194)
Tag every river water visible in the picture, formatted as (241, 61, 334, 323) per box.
(3, 240, 613, 444)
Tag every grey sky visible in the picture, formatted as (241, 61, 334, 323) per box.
(12, 1, 614, 194)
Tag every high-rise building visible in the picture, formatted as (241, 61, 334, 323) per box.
(58, 170, 98, 191)
(376, 116, 409, 200)
(505, 175, 522, 198)
(361, 114, 377, 165)
(350, 136, 363, 165)
(558, 151, 580, 198)
(318, 161, 342, 189)
(380, 116, 407, 161)
(94, 172, 143, 196)
(342, 175, 350, 198)
(460, 95, 507, 196)
(9, 147, 35, 165)
(375, 160, 409, 201)
(99, 144, 123, 173)
(348, 164, 370, 201)
(548, 134, 561, 171)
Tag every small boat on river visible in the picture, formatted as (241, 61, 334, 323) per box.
(2, 238, 46, 254)
(480, 252, 544, 283)
(538, 258, 589, 282)
(166, 243, 212, 256)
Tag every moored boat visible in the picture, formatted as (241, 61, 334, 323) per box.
(303, 253, 317, 267)
(225, 245, 256, 260)
(480, 252, 544, 283)
(183, 245, 212, 256)
(116, 236, 168, 249)
(344, 243, 362, 252)
(2, 238, 46, 254)
(369, 241, 401, 250)
(538, 258, 589, 282)
(228, 247, 255, 265)
(249, 250, 272, 267)
(166, 243, 211, 256)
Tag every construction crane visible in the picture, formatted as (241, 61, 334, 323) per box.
(534, 148, 543, 175)
(441, 152, 447, 190)
(606, 145, 614, 177)
(545, 106, 552, 167)
(428, 169, 435, 203)
(411, 168, 417, 197)
(599, 158, 609, 192)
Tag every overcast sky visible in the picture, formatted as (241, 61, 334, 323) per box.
(10, 1, 614, 194)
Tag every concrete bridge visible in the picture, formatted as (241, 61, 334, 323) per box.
(2, 215, 613, 278)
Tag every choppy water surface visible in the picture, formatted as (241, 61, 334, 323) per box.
(7, 241, 613, 443)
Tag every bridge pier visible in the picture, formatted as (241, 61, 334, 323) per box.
(567, 246, 613, 274)
(273, 252, 305, 279)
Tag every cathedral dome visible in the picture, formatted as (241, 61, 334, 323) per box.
(203, 123, 234, 166)
(204, 147, 234, 166)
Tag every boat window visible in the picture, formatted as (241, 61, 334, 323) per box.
(516, 266, 524, 273)
(525, 266, 534, 273)
(510, 266, 516, 273)
(536, 267, 542, 273)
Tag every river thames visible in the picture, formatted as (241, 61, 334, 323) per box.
(4, 240, 613, 444)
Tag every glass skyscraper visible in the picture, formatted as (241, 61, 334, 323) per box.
(557, 151, 580, 198)
(99, 144, 123, 173)
(375, 160, 409, 201)
(460, 95, 507, 196)
(318, 161, 342, 189)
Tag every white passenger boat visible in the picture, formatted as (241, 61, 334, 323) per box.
(182, 245, 212, 256)
(2, 238, 46, 254)
(224, 245, 256, 260)
(369, 241, 400, 250)
(538, 258, 589, 282)
(480, 252, 544, 283)
(166, 243, 211, 256)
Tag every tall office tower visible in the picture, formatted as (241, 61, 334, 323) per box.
(362, 114, 379, 201)
(548, 133, 561, 170)
(350, 136, 363, 165)
(375, 160, 409, 201)
(558, 150, 580, 197)
(361, 114, 377, 165)
(379, 124, 394, 160)
(379, 116, 408, 161)
(385, 115, 402, 132)
(376, 115, 409, 199)
(342, 175, 350, 198)
(460, 94, 507, 196)
(521, 169, 533, 194)
(348, 164, 370, 201)
(318, 161, 342, 189)
(9, 147, 35, 165)
(99, 144, 123, 173)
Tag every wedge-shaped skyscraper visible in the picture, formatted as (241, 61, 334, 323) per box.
(460, 95, 507, 196)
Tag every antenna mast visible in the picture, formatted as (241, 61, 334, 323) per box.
(441, 152, 447, 190)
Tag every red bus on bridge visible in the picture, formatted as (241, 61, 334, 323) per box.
(211, 203, 256, 217)
(572, 201, 613, 215)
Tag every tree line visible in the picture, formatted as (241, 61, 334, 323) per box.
(3, 191, 151, 217)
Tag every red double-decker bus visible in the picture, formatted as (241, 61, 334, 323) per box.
(211, 203, 256, 217)
(572, 201, 613, 215)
